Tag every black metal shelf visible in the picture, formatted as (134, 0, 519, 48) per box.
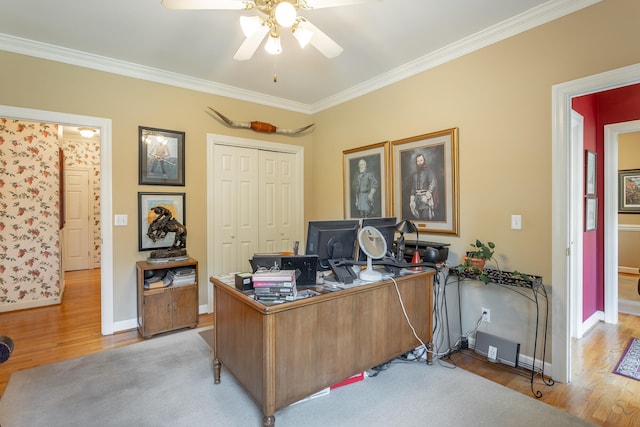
(450, 267, 554, 398)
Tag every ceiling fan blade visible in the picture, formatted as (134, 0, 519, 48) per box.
(299, 20, 343, 58)
(233, 25, 269, 60)
(304, 0, 380, 9)
(161, 0, 247, 10)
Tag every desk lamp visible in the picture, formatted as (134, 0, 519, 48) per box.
(395, 220, 418, 262)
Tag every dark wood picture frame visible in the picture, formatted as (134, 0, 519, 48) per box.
(138, 192, 186, 251)
(139, 126, 185, 186)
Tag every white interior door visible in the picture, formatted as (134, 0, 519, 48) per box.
(208, 135, 305, 283)
(63, 167, 91, 271)
(259, 151, 297, 253)
(213, 144, 259, 274)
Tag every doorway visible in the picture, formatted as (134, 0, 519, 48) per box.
(0, 104, 114, 335)
(552, 63, 640, 383)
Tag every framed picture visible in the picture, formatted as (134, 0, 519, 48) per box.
(138, 192, 185, 251)
(585, 150, 596, 196)
(343, 141, 390, 219)
(585, 196, 597, 231)
(391, 128, 459, 236)
(618, 169, 640, 213)
(139, 126, 185, 186)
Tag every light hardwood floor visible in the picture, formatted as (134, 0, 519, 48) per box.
(1, 269, 639, 426)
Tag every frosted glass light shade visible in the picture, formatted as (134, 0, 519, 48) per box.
(78, 127, 96, 138)
(264, 35, 282, 55)
(274, 2, 296, 28)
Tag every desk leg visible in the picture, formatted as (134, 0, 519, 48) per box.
(426, 342, 434, 365)
(213, 357, 221, 384)
(263, 415, 275, 427)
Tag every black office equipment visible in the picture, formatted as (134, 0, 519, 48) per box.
(305, 219, 359, 270)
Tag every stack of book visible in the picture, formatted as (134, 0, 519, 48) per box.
(252, 270, 297, 302)
(166, 267, 197, 286)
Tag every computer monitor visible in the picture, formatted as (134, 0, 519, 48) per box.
(305, 220, 360, 270)
(357, 217, 397, 261)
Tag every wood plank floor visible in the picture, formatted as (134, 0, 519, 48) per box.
(2, 269, 640, 426)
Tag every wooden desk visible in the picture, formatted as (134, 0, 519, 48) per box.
(210, 271, 435, 427)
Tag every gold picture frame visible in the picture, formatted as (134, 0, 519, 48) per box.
(391, 128, 459, 236)
(343, 141, 391, 219)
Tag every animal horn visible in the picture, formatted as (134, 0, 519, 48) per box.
(207, 107, 314, 135)
(275, 123, 315, 135)
(207, 107, 251, 129)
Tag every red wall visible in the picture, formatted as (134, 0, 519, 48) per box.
(572, 82, 640, 321)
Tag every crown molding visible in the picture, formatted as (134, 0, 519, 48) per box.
(310, 0, 601, 113)
(0, 0, 599, 115)
(0, 33, 312, 114)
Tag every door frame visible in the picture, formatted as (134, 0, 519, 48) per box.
(603, 120, 640, 320)
(0, 105, 114, 335)
(552, 63, 640, 383)
(205, 133, 304, 313)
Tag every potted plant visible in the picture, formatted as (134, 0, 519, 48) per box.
(465, 239, 495, 270)
(457, 239, 495, 284)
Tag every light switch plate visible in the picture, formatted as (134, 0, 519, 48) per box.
(114, 214, 128, 226)
(511, 214, 522, 230)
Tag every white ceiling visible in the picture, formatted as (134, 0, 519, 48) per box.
(0, 0, 597, 113)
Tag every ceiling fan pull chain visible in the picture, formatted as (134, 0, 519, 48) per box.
(273, 57, 278, 83)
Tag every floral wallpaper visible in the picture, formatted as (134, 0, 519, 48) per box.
(61, 136, 101, 267)
(0, 118, 61, 308)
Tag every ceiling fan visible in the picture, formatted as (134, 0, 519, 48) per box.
(161, 0, 378, 60)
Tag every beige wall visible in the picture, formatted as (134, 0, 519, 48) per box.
(2, 0, 640, 339)
(619, 131, 640, 269)
(313, 0, 640, 283)
(0, 51, 312, 320)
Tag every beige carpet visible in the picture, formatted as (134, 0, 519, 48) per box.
(0, 327, 597, 427)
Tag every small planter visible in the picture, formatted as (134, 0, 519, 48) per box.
(465, 256, 486, 270)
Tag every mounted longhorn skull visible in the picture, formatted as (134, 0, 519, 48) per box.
(207, 107, 314, 135)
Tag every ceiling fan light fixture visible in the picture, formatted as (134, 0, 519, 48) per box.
(274, 1, 296, 28)
(293, 25, 313, 48)
(78, 127, 96, 138)
(240, 15, 261, 37)
(265, 33, 282, 55)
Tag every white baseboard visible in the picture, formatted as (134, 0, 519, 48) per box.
(0, 296, 61, 313)
(580, 310, 604, 337)
(619, 299, 640, 316)
(619, 266, 640, 274)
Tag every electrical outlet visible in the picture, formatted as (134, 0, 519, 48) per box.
(487, 345, 498, 361)
(481, 307, 490, 323)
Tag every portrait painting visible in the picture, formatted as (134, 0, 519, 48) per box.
(139, 126, 185, 186)
(391, 128, 459, 235)
(343, 142, 390, 219)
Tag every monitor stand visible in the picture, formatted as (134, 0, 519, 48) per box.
(328, 259, 357, 284)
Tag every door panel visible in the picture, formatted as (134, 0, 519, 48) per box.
(63, 168, 91, 271)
